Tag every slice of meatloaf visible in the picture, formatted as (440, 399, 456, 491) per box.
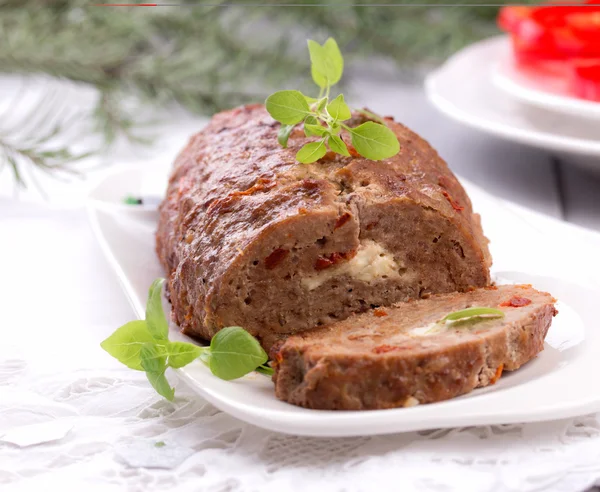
(156, 104, 492, 349)
(271, 284, 557, 410)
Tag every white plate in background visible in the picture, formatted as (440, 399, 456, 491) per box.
(492, 54, 600, 120)
(425, 36, 600, 159)
(87, 166, 600, 437)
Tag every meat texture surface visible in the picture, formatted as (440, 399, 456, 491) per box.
(271, 284, 557, 410)
(156, 104, 492, 349)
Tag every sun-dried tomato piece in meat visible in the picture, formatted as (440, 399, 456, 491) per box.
(373, 344, 399, 354)
(499, 295, 532, 307)
(314, 250, 357, 271)
(442, 190, 464, 212)
(334, 213, 352, 230)
(265, 248, 289, 270)
(490, 364, 504, 384)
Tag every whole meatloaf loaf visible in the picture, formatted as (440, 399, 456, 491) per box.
(156, 104, 492, 349)
(272, 284, 557, 410)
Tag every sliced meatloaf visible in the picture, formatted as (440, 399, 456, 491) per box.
(156, 104, 492, 349)
(272, 284, 557, 410)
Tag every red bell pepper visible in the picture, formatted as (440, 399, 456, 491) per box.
(498, 6, 532, 33)
(554, 27, 600, 57)
(510, 34, 566, 66)
(498, 3, 600, 54)
(569, 59, 600, 100)
(497, 1, 600, 100)
(565, 11, 600, 39)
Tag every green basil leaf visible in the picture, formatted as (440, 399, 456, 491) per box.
(145, 371, 175, 401)
(208, 326, 268, 380)
(140, 344, 174, 401)
(441, 307, 506, 323)
(304, 115, 318, 126)
(256, 365, 275, 377)
(265, 90, 310, 125)
(140, 343, 167, 373)
(307, 40, 329, 89)
(304, 123, 328, 137)
(166, 341, 205, 368)
(355, 108, 386, 124)
(198, 351, 211, 366)
(323, 38, 344, 86)
(307, 38, 344, 89)
(328, 135, 351, 157)
(146, 278, 168, 341)
(296, 140, 327, 164)
(304, 95, 318, 105)
(100, 320, 155, 371)
(327, 94, 351, 122)
(277, 124, 295, 148)
(349, 122, 400, 160)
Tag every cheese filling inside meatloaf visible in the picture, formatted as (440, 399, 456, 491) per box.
(156, 104, 492, 349)
(301, 240, 400, 290)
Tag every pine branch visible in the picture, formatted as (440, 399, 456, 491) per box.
(0, 0, 538, 186)
(0, 88, 92, 186)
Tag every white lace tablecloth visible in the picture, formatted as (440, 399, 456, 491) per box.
(2, 182, 600, 492)
(3, 77, 600, 492)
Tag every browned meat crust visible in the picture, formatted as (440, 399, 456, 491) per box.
(156, 104, 492, 349)
(271, 285, 557, 410)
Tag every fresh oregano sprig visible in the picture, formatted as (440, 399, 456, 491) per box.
(265, 38, 400, 164)
(101, 278, 273, 401)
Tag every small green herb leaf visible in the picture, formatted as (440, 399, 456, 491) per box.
(256, 365, 275, 376)
(349, 122, 400, 161)
(140, 344, 175, 401)
(146, 278, 168, 341)
(123, 195, 142, 205)
(304, 123, 329, 137)
(102, 279, 276, 400)
(140, 343, 167, 372)
(441, 307, 506, 323)
(307, 38, 344, 89)
(166, 342, 205, 368)
(198, 350, 211, 365)
(208, 326, 268, 380)
(355, 108, 386, 125)
(100, 320, 155, 371)
(277, 124, 295, 148)
(323, 38, 344, 85)
(328, 135, 351, 156)
(265, 38, 399, 163)
(296, 140, 327, 164)
(265, 90, 310, 125)
(145, 370, 175, 401)
(327, 94, 351, 121)
(307, 40, 330, 89)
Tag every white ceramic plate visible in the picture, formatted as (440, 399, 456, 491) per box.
(425, 36, 600, 158)
(88, 166, 600, 437)
(493, 54, 600, 120)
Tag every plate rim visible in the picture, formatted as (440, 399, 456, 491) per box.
(425, 35, 600, 156)
(492, 58, 600, 120)
(87, 166, 600, 437)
